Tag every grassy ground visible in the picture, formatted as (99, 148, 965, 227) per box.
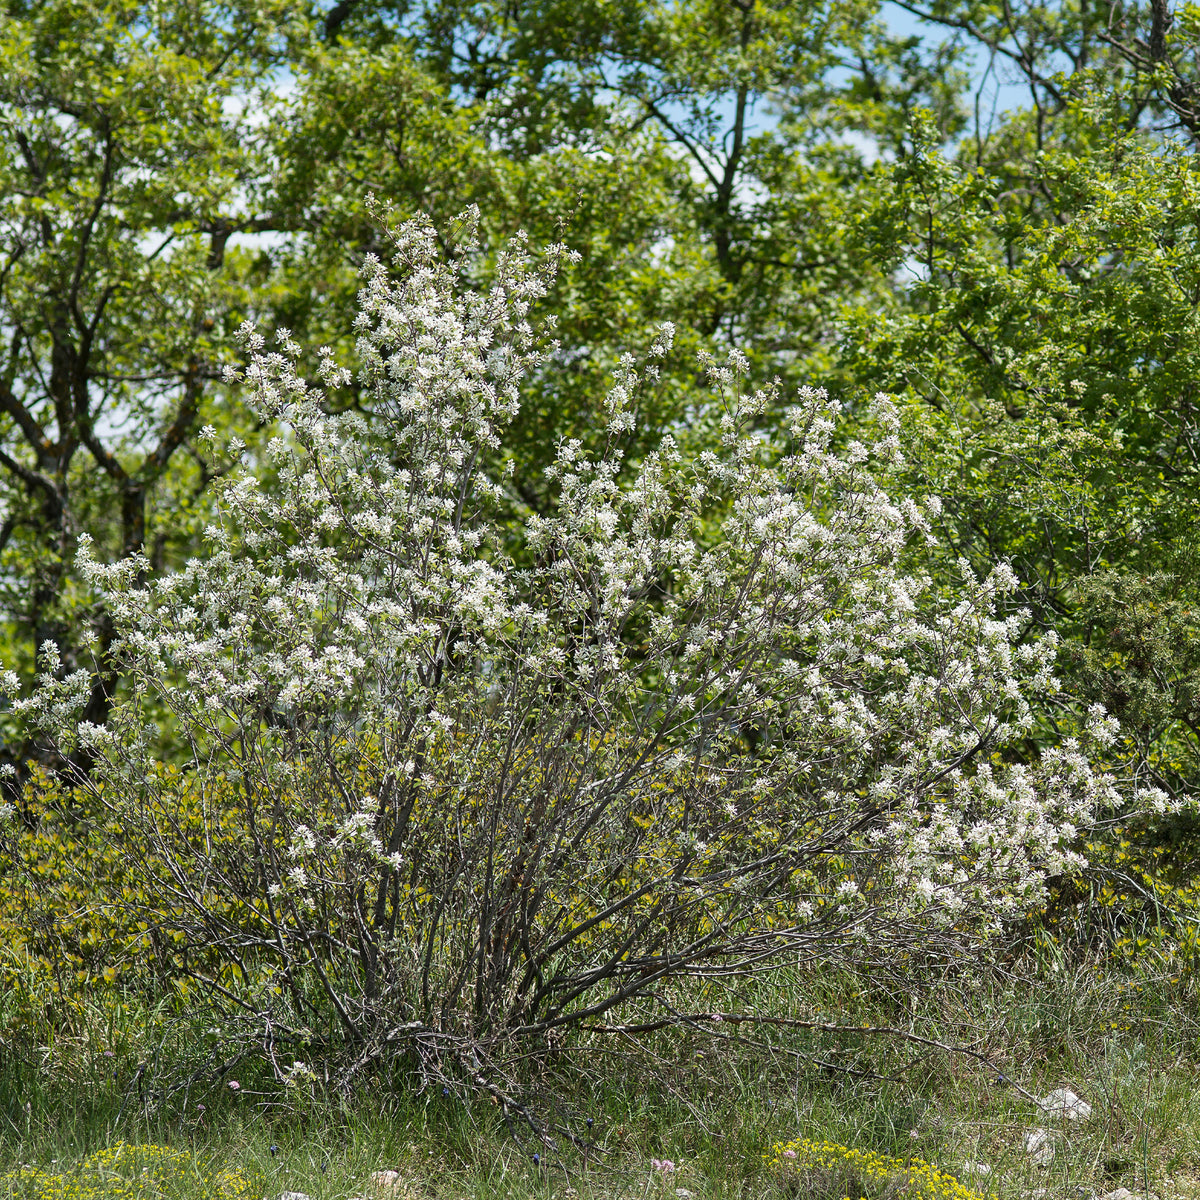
(1, 956, 1198, 1200)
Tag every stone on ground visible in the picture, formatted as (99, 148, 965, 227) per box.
(1023, 1126, 1055, 1166)
(1038, 1087, 1092, 1121)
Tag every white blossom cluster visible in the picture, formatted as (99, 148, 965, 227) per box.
(1, 206, 1159, 1048)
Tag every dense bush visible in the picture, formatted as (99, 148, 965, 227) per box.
(1, 206, 1141, 1096)
(0, 765, 273, 1035)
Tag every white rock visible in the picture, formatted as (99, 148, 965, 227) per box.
(369, 1172, 417, 1197)
(276, 1193, 313, 1200)
(1024, 1127, 1055, 1166)
(1024, 1127, 1049, 1151)
(959, 1161, 992, 1176)
(1099, 1190, 1160, 1200)
(1039, 1087, 1092, 1121)
(675, 1190, 693, 1197)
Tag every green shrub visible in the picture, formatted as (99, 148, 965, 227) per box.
(0, 765, 275, 1036)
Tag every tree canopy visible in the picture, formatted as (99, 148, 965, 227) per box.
(2, 0, 1199, 880)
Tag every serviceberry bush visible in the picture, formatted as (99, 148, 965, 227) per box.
(2, 202, 1137, 1095)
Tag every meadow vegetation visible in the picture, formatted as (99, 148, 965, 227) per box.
(2, 955, 1199, 1200)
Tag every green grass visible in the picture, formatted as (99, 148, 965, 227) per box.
(2, 955, 1198, 1200)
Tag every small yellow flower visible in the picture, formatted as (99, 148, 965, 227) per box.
(767, 1138, 994, 1200)
(0, 1143, 256, 1200)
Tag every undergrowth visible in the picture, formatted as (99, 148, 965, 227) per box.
(1, 951, 1198, 1200)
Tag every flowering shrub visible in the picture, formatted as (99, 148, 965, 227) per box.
(1, 202, 1136, 1093)
(767, 1139, 991, 1200)
(0, 1143, 256, 1200)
